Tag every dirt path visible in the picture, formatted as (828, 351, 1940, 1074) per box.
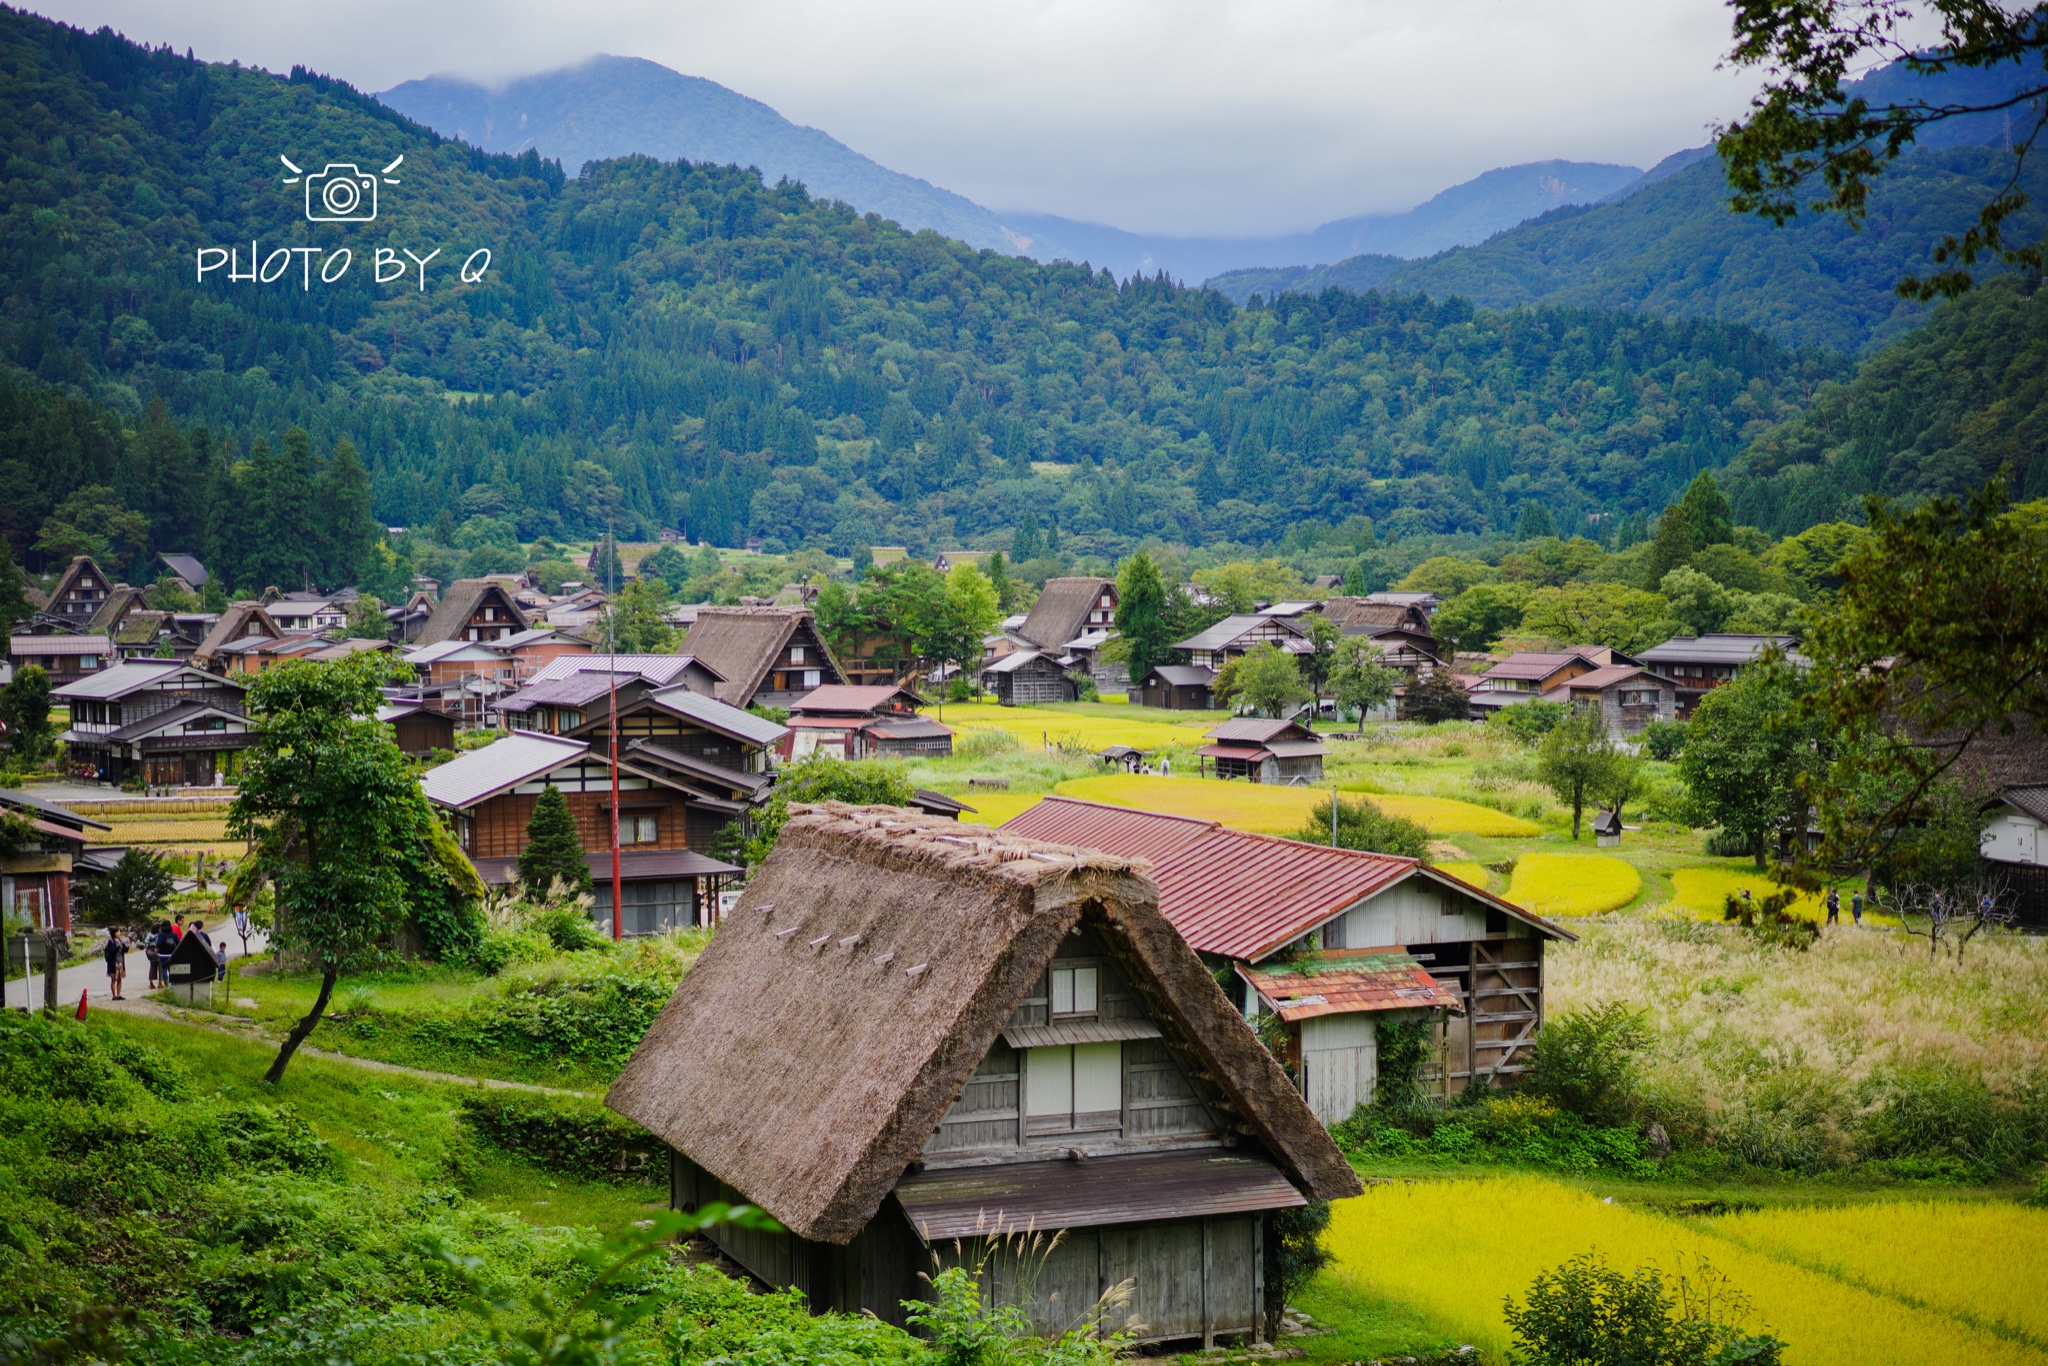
(107, 993, 599, 1098)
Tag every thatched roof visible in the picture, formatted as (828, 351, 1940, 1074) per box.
(1018, 576, 1112, 650)
(606, 805, 1358, 1244)
(193, 601, 280, 666)
(682, 606, 840, 706)
(414, 579, 532, 646)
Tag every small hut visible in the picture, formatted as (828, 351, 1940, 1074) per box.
(606, 806, 1360, 1345)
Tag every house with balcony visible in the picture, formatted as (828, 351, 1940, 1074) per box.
(682, 606, 848, 710)
(55, 660, 251, 788)
(1635, 634, 1801, 719)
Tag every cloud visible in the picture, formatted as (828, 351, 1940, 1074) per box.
(37, 0, 1757, 235)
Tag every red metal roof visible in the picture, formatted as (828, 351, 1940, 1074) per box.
(1197, 743, 1269, 760)
(1003, 796, 1213, 865)
(789, 684, 919, 713)
(1239, 952, 1465, 1022)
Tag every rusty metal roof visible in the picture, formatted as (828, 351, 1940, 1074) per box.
(894, 1149, 1304, 1241)
(1239, 952, 1465, 1022)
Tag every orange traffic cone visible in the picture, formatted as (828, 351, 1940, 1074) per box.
(75, 989, 88, 1021)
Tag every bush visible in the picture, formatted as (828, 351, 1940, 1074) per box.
(1293, 796, 1431, 858)
(1401, 671, 1472, 724)
(1640, 717, 1686, 760)
(530, 900, 607, 952)
(1375, 1016, 1434, 1109)
(1704, 827, 1755, 858)
(1722, 889, 1819, 951)
(957, 726, 1021, 758)
(461, 925, 554, 975)
(1489, 700, 1565, 744)
(458, 1089, 665, 1181)
(1505, 1251, 1782, 1366)
(1524, 1002, 1649, 1127)
(1266, 1201, 1332, 1335)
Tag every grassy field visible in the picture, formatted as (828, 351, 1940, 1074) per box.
(1315, 1175, 2042, 1366)
(1509, 852, 1643, 916)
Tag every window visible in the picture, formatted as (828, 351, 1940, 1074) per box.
(1050, 965, 1098, 1016)
(623, 814, 658, 844)
(591, 879, 696, 935)
(1025, 1043, 1122, 1134)
(790, 645, 807, 664)
(803, 670, 822, 688)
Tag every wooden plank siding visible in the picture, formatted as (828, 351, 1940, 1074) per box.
(465, 787, 698, 860)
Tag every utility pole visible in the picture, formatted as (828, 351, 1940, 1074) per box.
(606, 521, 623, 942)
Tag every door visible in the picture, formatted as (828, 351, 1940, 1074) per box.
(1299, 1013, 1377, 1123)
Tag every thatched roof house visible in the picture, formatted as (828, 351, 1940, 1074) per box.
(1016, 575, 1116, 651)
(680, 606, 847, 708)
(414, 579, 532, 646)
(608, 805, 1359, 1345)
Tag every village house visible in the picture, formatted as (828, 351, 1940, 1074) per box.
(414, 579, 533, 646)
(386, 590, 439, 643)
(1135, 663, 1219, 710)
(1466, 647, 1636, 719)
(1980, 786, 2048, 929)
(930, 549, 993, 574)
(494, 626, 594, 681)
(1014, 576, 1121, 689)
(6, 633, 111, 688)
(1544, 664, 1680, 741)
(403, 639, 520, 723)
(37, 555, 113, 628)
(1172, 614, 1311, 671)
(0, 787, 107, 931)
(1003, 797, 1572, 1116)
(1198, 717, 1328, 784)
(110, 609, 215, 662)
(1364, 590, 1441, 614)
(419, 730, 748, 934)
(606, 807, 1361, 1343)
(376, 701, 457, 757)
(1313, 597, 1434, 637)
(1635, 634, 1801, 719)
(191, 602, 284, 675)
(524, 652, 723, 695)
(682, 606, 848, 709)
(54, 660, 252, 788)
(783, 684, 954, 759)
(261, 593, 349, 635)
(157, 552, 209, 595)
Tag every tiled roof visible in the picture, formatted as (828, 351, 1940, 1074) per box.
(1559, 665, 1675, 691)
(11, 634, 112, 657)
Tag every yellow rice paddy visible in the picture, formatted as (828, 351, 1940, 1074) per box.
(1324, 1176, 2036, 1366)
(953, 792, 1048, 827)
(938, 703, 1213, 753)
(1431, 860, 1494, 891)
(1507, 851, 1642, 916)
(1050, 776, 1544, 838)
(1670, 866, 1828, 922)
(86, 819, 233, 845)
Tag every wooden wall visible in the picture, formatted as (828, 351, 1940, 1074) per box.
(466, 788, 695, 859)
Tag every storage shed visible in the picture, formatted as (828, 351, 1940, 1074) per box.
(607, 806, 1361, 1344)
(1198, 718, 1328, 784)
(980, 648, 1077, 705)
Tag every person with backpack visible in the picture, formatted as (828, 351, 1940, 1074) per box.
(151, 921, 178, 989)
(1851, 889, 1864, 926)
(1825, 887, 1840, 925)
(102, 927, 130, 1001)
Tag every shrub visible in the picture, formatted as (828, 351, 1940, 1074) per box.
(1266, 1200, 1332, 1329)
(530, 900, 607, 952)
(1294, 796, 1431, 858)
(1489, 700, 1565, 744)
(1401, 671, 1472, 723)
(1504, 1251, 1782, 1366)
(462, 925, 554, 975)
(957, 726, 1021, 758)
(458, 1089, 665, 1181)
(1524, 1002, 1650, 1127)
(1722, 889, 1820, 951)
(1704, 827, 1754, 858)
(1640, 717, 1686, 760)
(1375, 1016, 1434, 1109)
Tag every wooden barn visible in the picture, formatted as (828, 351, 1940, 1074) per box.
(377, 702, 456, 756)
(1003, 798, 1573, 1116)
(980, 648, 1076, 705)
(1135, 664, 1217, 710)
(1198, 718, 1328, 784)
(607, 807, 1360, 1345)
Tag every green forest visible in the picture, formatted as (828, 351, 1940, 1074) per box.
(1, 8, 2045, 593)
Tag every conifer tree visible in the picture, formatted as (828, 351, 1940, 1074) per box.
(317, 439, 379, 588)
(587, 533, 624, 590)
(518, 784, 592, 898)
(0, 535, 31, 635)
(1114, 551, 1169, 682)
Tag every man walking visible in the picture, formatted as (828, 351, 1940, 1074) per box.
(1825, 887, 1840, 926)
(1851, 890, 1864, 926)
(102, 927, 130, 1001)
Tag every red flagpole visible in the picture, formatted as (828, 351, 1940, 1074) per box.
(607, 522, 622, 941)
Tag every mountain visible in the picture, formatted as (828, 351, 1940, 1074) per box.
(378, 56, 1027, 255)
(0, 7, 1835, 585)
(1207, 65, 2048, 354)
(379, 57, 1640, 281)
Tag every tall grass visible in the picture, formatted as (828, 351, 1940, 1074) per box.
(1550, 919, 2048, 1170)
(1322, 1176, 2028, 1366)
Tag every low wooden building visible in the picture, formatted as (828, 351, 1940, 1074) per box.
(1199, 718, 1328, 784)
(1171, 615, 1310, 672)
(0, 788, 106, 931)
(1135, 664, 1217, 710)
(683, 606, 850, 710)
(1635, 634, 1800, 719)
(377, 702, 457, 756)
(785, 684, 953, 759)
(1542, 664, 1680, 742)
(55, 660, 252, 788)
(5, 632, 112, 688)
(607, 807, 1360, 1344)
(1003, 797, 1573, 1115)
(1980, 786, 2048, 930)
(980, 648, 1076, 705)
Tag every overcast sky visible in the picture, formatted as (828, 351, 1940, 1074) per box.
(39, 0, 1757, 235)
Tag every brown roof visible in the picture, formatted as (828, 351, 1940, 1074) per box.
(682, 606, 843, 706)
(43, 555, 108, 619)
(1320, 598, 1430, 633)
(605, 805, 1360, 1244)
(1240, 952, 1466, 1022)
(1017, 576, 1113, 650)
(1558, 665, 1677, 692)
(414, 580, 532, 646)
(193, 602, 281, 666)
(789, 684, 923, 715)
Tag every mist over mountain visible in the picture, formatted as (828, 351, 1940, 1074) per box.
(378, 57, 1643, 282)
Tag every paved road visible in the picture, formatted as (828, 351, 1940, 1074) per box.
(5, 925, 270, 1014)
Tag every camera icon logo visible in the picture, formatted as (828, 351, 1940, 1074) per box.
(280, 155, 402, 223)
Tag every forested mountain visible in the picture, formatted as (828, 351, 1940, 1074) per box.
(1209, 66, 2048, 356)
(378, 56, 1027, 256)
(0, 7, 1837, 588)
(1724, 275, 2048, 532)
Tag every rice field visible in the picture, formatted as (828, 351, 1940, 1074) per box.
(1706, 1201, 2048, 1350)
(1364, 794, 1541, 837)
(1431, 860, 1494, 890)
(1322, 1175, 2039, 1366)
(954, 792, 1048, 827)
(1670, 866, 1829, 922)
(938, 703, 1213, 753)
(85, 818, 233, 846)
(1048, 775, 1546, 839)
(1506, 851, 1642, 916)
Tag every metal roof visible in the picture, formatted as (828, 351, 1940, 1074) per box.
(528, 653, 717, 685)
(52, 659, 221, 699)
(1994, 785, 2048, 824)
(789, 684, 922, 714)
(870, 718, 954, 740)
(103, 700, 246, 744)
(1240, 952, 1466, 1022)
(1171, 614, 1307, 652)
(1001, 1018, 1163, 1049)
(498, 672, 632, 711)
(404, 639, 507, 665)
(1480, 651, 1597, 681)
(1637, 634, 1799, 666)
(1556, 664, 1677, 692)
(1003, 796, 1216, 865)
(621, 739, 772, 798)
(1142, 664, 1215, 686)
(1205, 717, 1314, 744)
(470, 847, 742, 886)
(894, 1149, 1303, 1241)
(983, 649, 1045, 674)
(645, 684, 790, 746)
(419, 731, 590, 809)
(0, 786, 110, 830)
(11, 634, 112, 657)
(1198, 743, 1269, 761)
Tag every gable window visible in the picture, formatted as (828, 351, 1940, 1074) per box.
(1049, 964, 1098, 1017)
(790, 645, 807, 664)
(803, 670, 822, 688)
(1024, 1042, 1121, 1135)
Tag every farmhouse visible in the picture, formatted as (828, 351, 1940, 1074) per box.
(1172, 614, 1309, 671)
(980, 648, 1076, 705)
(0, 787, 106, 931)
(414, 579, 532, 646)
(191, 601, 283, 674)
(5, 632, 111, 687)
(784, 684, 953, 759)
(1199, 717, 1328, 784)
(1980, 786, 2048, 929)
(1635, 634, 1800, 719)
(420, 731, 744, 934)
(38, 555, 112, 628)
(683, 606, 848, 709)
(1015, 576, 1117, 651)
(1467, 647, 1635, 718)
(1002, 797, 1572, 1117)
(54, 660, 252, 788)
(607, 806, 1361, 1343)
(1544, 665, 1680, 741)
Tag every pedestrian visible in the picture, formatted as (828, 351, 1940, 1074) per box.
(1825, 887, 1840, 925)
(1159, 756, 1171, 777)
(152, 919, 177, 987)
(211, 937, 228, 983)
(102, 926, 130, 1001)
(171, 914, 185, 941)
(1851, 889, 1864, 926)
(188, 919, 211, 948)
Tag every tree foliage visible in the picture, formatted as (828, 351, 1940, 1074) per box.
(0, 664, 53, 763)
(81, 847, 175, 926)
(519, 785, 593, 900)
(1328, 636, 1399, 731)
(1537, 708, 1629, 840)
(1292, 796, 1431, 859)
(1113, 552, 1170, 683)
(1678, 658, 1833, 869)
